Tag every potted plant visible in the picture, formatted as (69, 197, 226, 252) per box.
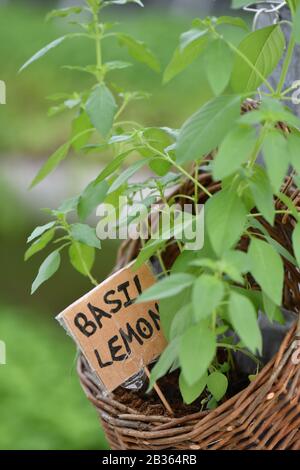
(23, 0, 300, 450)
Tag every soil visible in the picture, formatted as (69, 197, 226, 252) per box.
(113, 369, 205, 417)
(113, 365, 251, 418)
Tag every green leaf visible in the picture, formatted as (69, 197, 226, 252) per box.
(56, 196, 79, 215)
(25, 229, 55, 261)
(163, 29, 208, 83)
(263, 130, 289, 193)
(204, 39, 233, 96)
(231, 286, 263, 312)
(262, 292, 278, 322)
(248, 238, 284, 305)
(177, 95, 241, 164)
(223, 249, 250, 274)
(231, 25, 285, 92)
(192, 275, 224, 321)
(148, 339, 179, 389)
(105, 60, 133, 71)
(171, 250, 198, 274)
(216, 16, 249, 31)
(27, 221, 56, 243)
(229, 291, 262, 354)
(170, 304, 194, 341)
(287, 131, 300, 174)
(31, 250, 61, 294)
(94, 149, 136, 184)
(250, 217, 298, 266)
(31, 128, 92, 188)
(137, 273, 195, 303)
(179, 371, 207, 405)
(77, 180, 108, 221)
(68, 242, 95, 277)
(71, 112, 92, 152)
(180, 28, 208, 51)
(180, 325, 216, 385)
(276, 191, 300, 221)
(70, 224, 101, 249)
(292, 222, 300, 267)
(206, 187, 248, 256)
(207, 371, 228, 401)
(160, 288, 192, 341)
(249, 165, 275, 226)
(86, 84, 117, 138)
(133, 238, 166, 270)
(19, 36, 67, 73)
(149, 158, 171, 176)
(46, 7, 82, 21)
(118, 33, 160, 72)
(30, 142, 70, 188)
(212, 125, 256, 180)
(108, 159, 147, 194)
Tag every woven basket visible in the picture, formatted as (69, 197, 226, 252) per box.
(77, 166, 300, 450)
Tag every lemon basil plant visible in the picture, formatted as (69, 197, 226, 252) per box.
(24, 0, 300, 409)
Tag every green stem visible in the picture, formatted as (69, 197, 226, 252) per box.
(157, 250, 168, 276)
(114, 97, 129, 121)
(194, 162, 199, 213)
(75, 242, 98, 287)
(276, 36, 296, 95)
(169, 194, 195, 203)
(282, 83, 298, 96)
(114, 120, 143, 128)
(224, 39, 275, 94)
(159, 186, 183, 254)
(145, 143, 212, 198)
(247, 209, 293, 218)
(248, 122, 270, 169)
(93, 8, 103, 83)
(217, 343, 260, 365)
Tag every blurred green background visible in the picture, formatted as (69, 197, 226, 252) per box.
(0, 0, 245, 450)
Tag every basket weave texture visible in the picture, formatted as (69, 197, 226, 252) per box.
(78, 170, 300, 450)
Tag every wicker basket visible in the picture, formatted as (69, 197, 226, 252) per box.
(77, 168, 300, 450)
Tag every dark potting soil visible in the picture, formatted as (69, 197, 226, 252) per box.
(113, 369, 207, 417)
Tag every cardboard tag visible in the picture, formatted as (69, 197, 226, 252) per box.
(57, 262, 166, 392)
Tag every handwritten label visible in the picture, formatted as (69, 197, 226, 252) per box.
(57, 263, 166, 391)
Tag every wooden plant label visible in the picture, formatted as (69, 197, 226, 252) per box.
(56, 262, 166, 392)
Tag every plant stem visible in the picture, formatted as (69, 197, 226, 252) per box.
(224, 39, 275, 94)
(114, 97, 129, 121)
(247, 209, 293, 218)
(194, 162, 199, 213)
(157, 250, 168, 276)
(93, 7, 103, 83)
(248, 122, 270, 169)
(276, 36, 296, 95)
(75, 242, 99, 287)
(145, 143, 212, 198)
(217, 343, 260, 365)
